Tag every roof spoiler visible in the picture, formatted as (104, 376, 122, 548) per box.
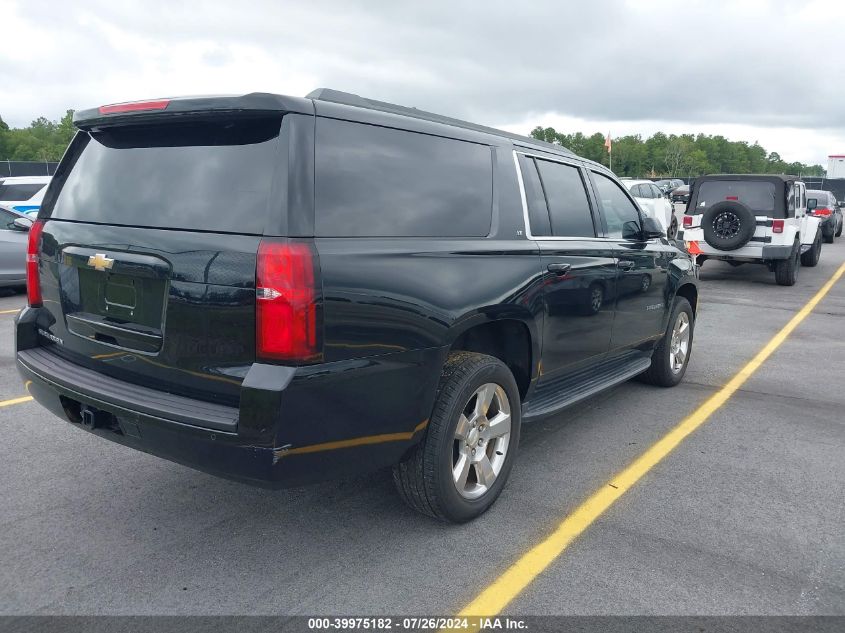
(73, 93, 314, 130)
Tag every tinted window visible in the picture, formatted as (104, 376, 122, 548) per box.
(0, 183, 44, 200)
(591, 171, 641, 238)
(315, 119, 492, 237)
(698, 181, 777, 214)
(518, 155, 551, 236)
(535, 160, 595, 237)
(0, 208, 21, 230)
(49, 119, 281, 233)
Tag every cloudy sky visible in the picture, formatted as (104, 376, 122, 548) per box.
(2, 0, 843, 166)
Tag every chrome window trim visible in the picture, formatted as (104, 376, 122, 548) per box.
(512, 149, 615, 243)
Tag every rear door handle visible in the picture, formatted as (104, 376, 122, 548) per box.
(547, 263, 572, 275)
(618, 260, 635, 270)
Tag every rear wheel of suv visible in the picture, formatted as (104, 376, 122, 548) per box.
(638, 297, 694, 387)
(774, 239, 800, 286)
(801, 229, 822, 267)
(392, 352, 521, 522)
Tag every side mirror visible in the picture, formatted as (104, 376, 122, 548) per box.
(12, 217, 33, 232)
(839, 201, 845, 208)
(641, 216, 665, 239)
(621, 220, 641, 240)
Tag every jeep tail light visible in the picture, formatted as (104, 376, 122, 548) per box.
(813, 207, 832, 216)
(683, 215, 693, 228)
(26, 220, 45, 307)
(726, 196, 738, 201)
(256, 240, 321, 363)
(772, 219, 784, 234)
(98, 99, 170, 115)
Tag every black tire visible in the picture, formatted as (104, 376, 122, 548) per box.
(836, 217, 843, 237)
(775, 239, 800, 286)
(638, 297, 694, 387)
(392, 352, 521, 523)
(823, 226, 834, 244)
(801, 229, 822, 267)
(701, 201, 757, 251)
(668, 216, 678, 240)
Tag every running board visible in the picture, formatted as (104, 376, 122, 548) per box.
(522, 352, 652, 422)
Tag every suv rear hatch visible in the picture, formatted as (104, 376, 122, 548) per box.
(34, 113, 284, 407)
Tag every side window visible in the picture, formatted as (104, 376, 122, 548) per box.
(591, 171, 642, 238)
(315, 119, 493, 237)
(535, 160, 595, 238)
(517, 155, 551, 236)
(630, 184, 643, 198)
(651, 185, 663, 198)
(787, 185, 796, 217)
(0, 209, 19, 230)
(800, 186, 806, 210)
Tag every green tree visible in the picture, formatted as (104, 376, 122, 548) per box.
(530, 125, 826, 178)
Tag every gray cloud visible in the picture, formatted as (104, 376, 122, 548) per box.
(2, 0, 842, 136)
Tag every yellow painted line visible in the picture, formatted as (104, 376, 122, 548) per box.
(0, 308, 21, 315)
(455, 261, 845, 623)
(277, 419, 429, 457)
(0, 396, 33, 407)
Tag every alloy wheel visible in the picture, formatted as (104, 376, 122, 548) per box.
(452, 383, 512, 499)
(669, 312, 691, 373)
(713, 211, 741, 239)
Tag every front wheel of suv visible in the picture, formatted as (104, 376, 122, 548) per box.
(392, 352, 521, 522)
(638, 297, 694, 387)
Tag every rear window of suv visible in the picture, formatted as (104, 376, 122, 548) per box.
(0, 183, 44, 200)
(315, 119, 493, 237)
(695, 180, 776, 213)
(49, 118, 281, 234)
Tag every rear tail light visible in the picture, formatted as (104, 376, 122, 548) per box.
(772, 219, 784, 234)
(26, 220, 45, 307)
(813, 207, 832, 216)
(256, 240, 321, 363)
(98, 99, 170, 115)
(683, 215, 693, 228)
(726, 196, 739, 201)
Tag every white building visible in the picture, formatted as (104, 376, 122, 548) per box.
(828, 155, 845, 179)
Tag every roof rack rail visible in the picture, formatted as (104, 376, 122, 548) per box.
(305, 88, 575, 157)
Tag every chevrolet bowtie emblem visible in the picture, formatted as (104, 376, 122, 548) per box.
(87, 253, 115, 272)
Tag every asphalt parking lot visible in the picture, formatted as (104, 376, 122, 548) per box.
(1, 219, 843, 617)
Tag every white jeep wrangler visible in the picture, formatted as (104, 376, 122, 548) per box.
(680, 175, 823, 286)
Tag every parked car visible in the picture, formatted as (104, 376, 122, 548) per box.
(671, 184, 691, 204)
(16, 90, 699, 522)
(0, 175, 50, 216)
(623, 179, 678, 238)
(0, 205, 32, 289)
(806, 189, 842, 243)
(655, 178, 684, 195)
(680, 174, 823, 286)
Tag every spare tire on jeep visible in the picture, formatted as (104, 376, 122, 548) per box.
(701, 201, 757, 251)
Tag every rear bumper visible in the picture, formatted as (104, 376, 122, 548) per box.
(16, 307, 444, 487)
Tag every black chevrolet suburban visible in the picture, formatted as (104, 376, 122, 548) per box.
(17, 89, 699, 522)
